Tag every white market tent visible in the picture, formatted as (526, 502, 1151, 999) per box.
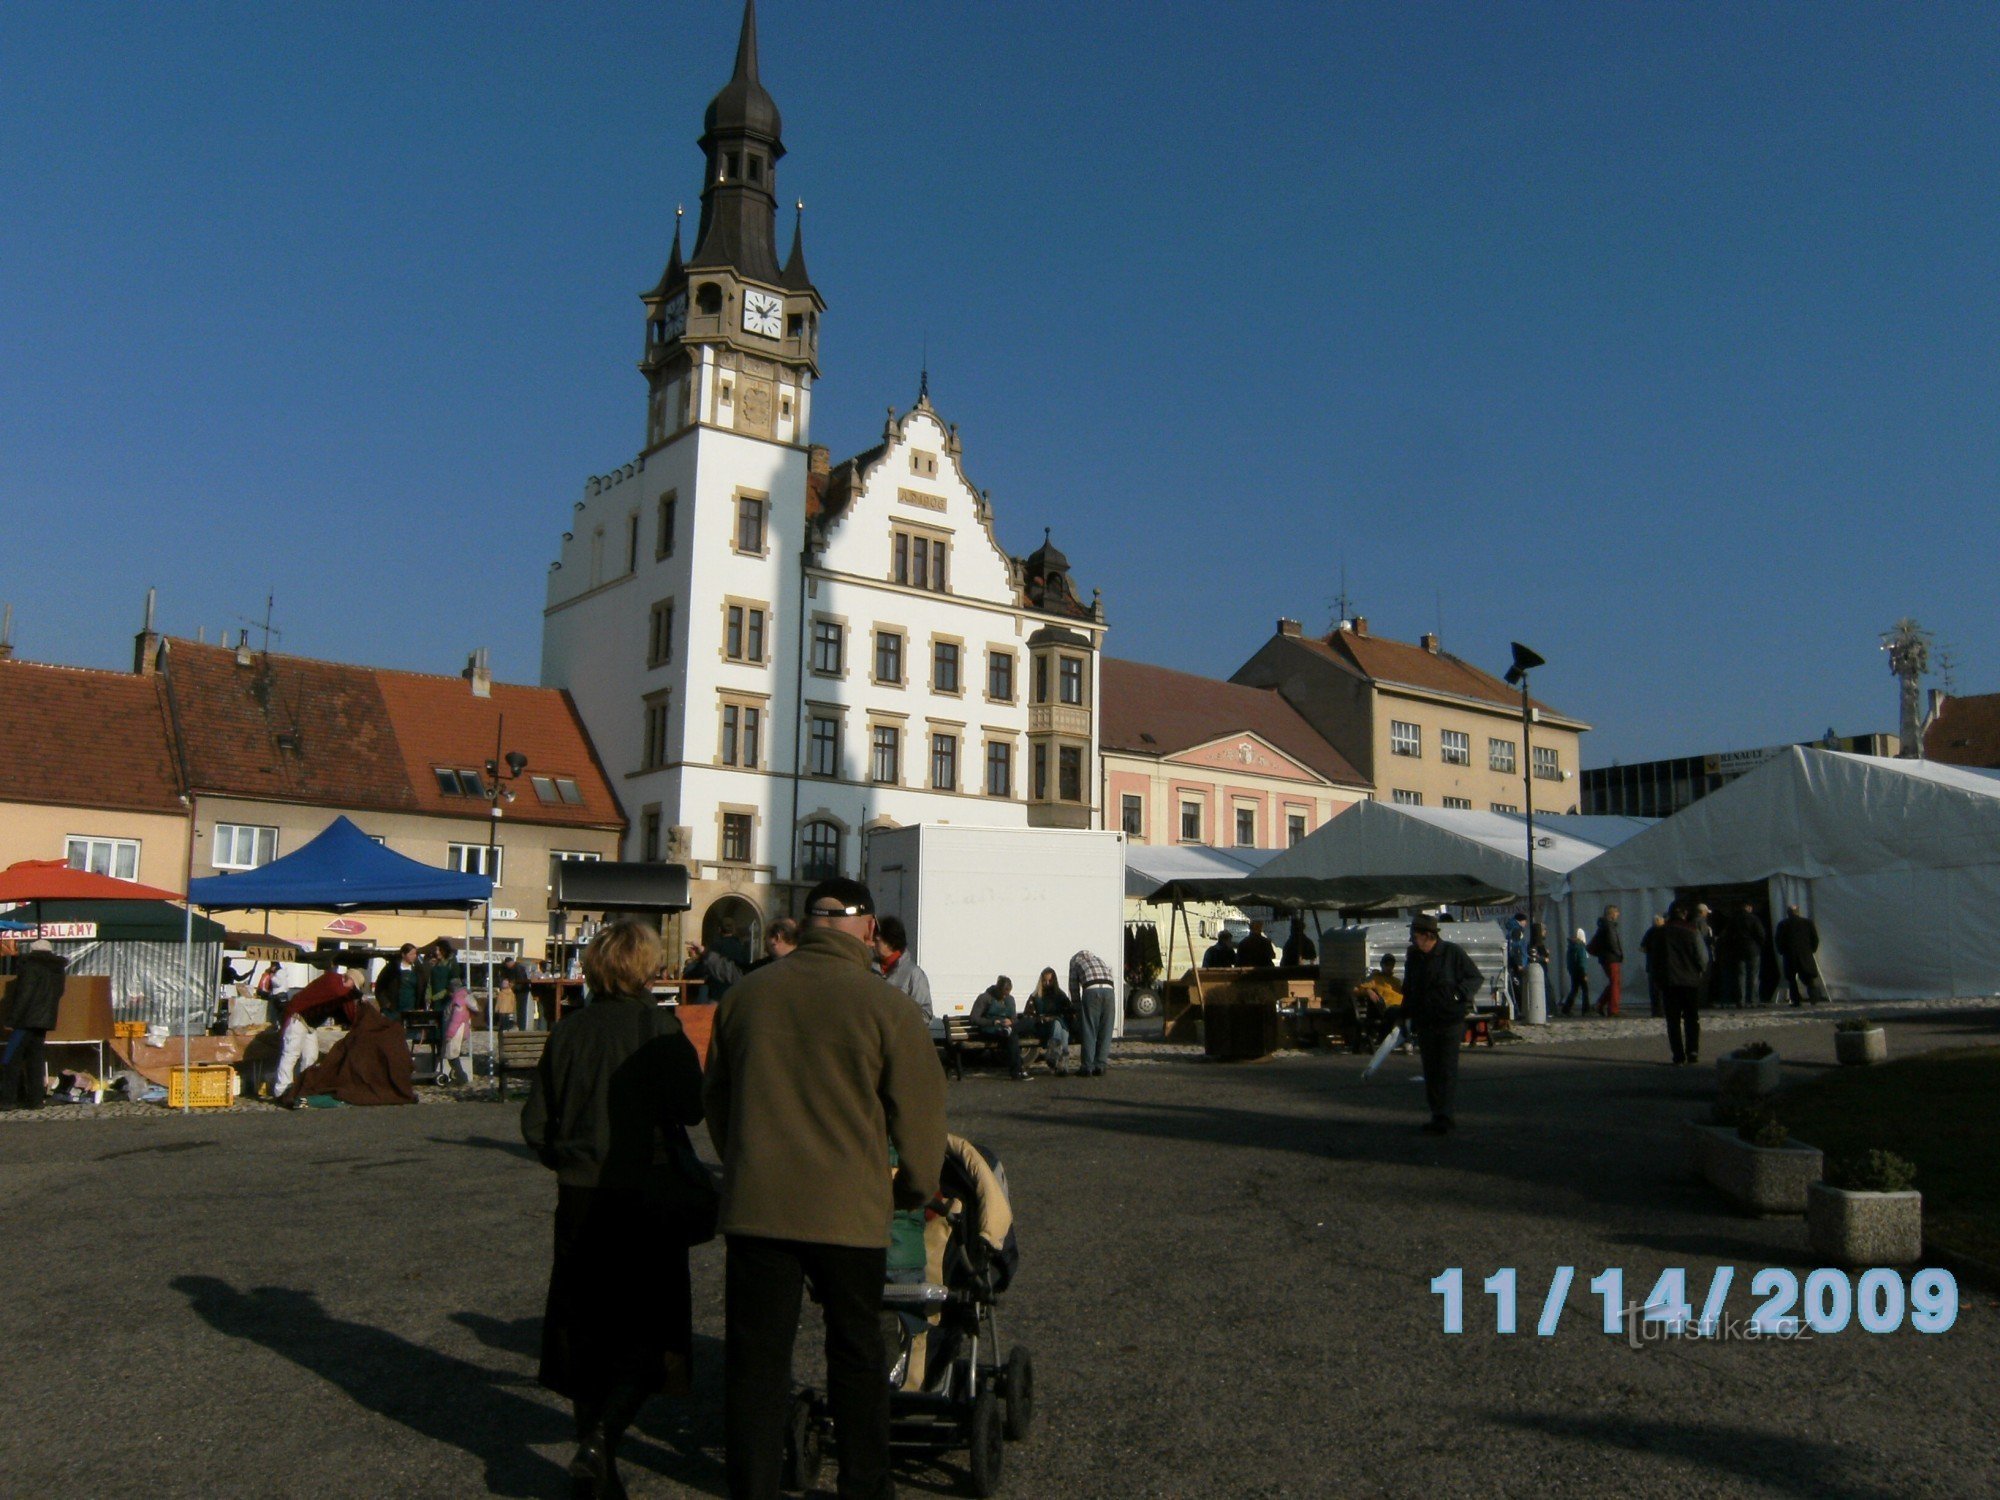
(1568, 747, 2000, 1001)
(1255, 801, 1653, 940)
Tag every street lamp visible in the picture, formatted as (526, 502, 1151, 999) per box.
(1504, 642, 1547, 1023)
(481, 717, 529, 1075)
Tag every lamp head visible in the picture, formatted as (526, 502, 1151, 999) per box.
(505, 751, 529, 777)
(1504, 641, 1546, 685)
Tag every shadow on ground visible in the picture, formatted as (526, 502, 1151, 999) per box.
(1494, 1411, 1902, 1500)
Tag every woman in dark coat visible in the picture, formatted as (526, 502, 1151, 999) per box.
(522, 920, 707, 1498)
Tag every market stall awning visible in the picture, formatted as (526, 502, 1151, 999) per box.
(5, 899, 228, 943)
(0, 859, 184, 903)
(553, 860, 692, 913)
(1143, 873, 1515, 915)
(186, 816, 492, 913)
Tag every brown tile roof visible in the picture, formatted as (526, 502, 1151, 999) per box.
(160, 640, 622, 830)
(1101, 658, 1369, 788)
(0, 659, 184, 814)
(1299, 627, 1583, 724)
(1925, 692, 2000, 768)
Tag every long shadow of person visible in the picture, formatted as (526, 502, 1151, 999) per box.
(172, 1275, 571, 1497)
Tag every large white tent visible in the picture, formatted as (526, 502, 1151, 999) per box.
(1568, 747, 2000, 1001)
(1254, 801, 1652, 939)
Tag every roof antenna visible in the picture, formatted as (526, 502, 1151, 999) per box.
(918, 327, 929, 403)
(1331, 564, 1354, 630)
(238, 590, 282, 654)
(1434, 587, 1443, 645)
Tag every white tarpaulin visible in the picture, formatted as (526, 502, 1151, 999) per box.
(1254, 801, 1652, 940)
(1568, 747, 2000, 1001)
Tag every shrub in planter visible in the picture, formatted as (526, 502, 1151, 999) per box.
(1699, 1104, 1822, 1214)
(1809, 1151, 1922, 1265)
(1717, 1042, 1781, 1099)
(1834, 1020, 1888, 1066)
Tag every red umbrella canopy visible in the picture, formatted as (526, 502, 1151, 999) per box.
(0, 859, 185, 904)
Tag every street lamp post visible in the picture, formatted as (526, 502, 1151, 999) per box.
(482, 714, 528, 1082)
(1505, 642, 1547, 1023)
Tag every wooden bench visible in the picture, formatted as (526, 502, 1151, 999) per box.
(496, 1030, 550, 1099)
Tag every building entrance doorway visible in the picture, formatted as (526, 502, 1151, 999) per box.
(702, 895, 762, 971)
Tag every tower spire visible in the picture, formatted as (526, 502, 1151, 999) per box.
(780, 199, 813, 290)
(692, 0, 785, 281)
(732, 0, 761, 84)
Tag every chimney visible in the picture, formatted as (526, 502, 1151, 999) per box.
(1420, 632, 1439, 654)
(133, 587, 164, 675)
(235, 630, 254, 668)
(1278, 617, 1301, 638)
(0, 602, 13, 661)
(465, 648, 492, 698)
(808, 443, 831, 478)
(1352, 616, 1368, 637)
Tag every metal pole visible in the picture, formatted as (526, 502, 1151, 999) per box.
(486, 714, 503, 1087)
(1522, 675, 1535, 928)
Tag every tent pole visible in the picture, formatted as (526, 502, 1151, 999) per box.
(181, 901, 194, 1115)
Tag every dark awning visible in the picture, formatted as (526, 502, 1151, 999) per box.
(554, 861, 692, 913)
(1142, 873, 1515, 916)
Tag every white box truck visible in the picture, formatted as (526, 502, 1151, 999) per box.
(868, 825, 1127, 1034)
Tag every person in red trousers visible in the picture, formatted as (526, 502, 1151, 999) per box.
(1588, 906, 1624, 1016)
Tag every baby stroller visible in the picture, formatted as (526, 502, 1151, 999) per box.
(784, 1136, 1033, 1497)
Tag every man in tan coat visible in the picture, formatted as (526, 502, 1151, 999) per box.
(705, 877, 947, 1500)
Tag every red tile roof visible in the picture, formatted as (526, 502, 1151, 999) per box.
(1925, 692, 2000, 768)
(1299, 627, 1583, 725)
(160, 641, 622, 829)
(0, 659, 183, 814)
(1101, 658, 1369, 788)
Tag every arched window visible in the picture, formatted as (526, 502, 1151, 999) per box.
(696, 282, 723, 316)
(799, 821, 840, 881)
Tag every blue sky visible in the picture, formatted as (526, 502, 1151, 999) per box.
(2, 1, 1995, 765)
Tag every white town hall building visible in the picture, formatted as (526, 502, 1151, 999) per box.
(540, 1, 1105, 945)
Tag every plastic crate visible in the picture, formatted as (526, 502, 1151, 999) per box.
(113, 1020, 148, 1040)
(168, 1065, 236, 1109)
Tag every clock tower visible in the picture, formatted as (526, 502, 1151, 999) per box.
(640, 0, 823, 451)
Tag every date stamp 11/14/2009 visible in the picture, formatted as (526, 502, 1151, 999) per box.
(1430, 1266, 1959, 1341)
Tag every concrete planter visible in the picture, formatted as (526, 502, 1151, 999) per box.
(1716, 1049, 1781, 1099)
(1835, 1027, 1888, 1066)
(1701, 1130, 1823, 1215)
(1683, 1121, 1734, 1179)
(1807, 1182, 1922, 1265)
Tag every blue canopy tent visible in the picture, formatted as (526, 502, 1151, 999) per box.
(188, 816, 493, 913)
(184, 817, 493, 1109)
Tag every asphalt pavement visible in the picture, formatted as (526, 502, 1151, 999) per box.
(2, 1007, 1995, 1499)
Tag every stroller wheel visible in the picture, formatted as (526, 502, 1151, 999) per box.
(967, 1384, 1004, 1497)
(782, 1392, 823, 1493)
(1002, 1345, 1034, 1441)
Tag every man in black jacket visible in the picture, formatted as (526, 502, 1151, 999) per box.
(1588, 907, 1625, 1016)
(1774, 905, 1825, 1005)
(1, 941, 67, 1110)
(1716, 902, 1767, 1008)
(1656, 905, 1709, 1066)
(1403, 914, 1484, 1135)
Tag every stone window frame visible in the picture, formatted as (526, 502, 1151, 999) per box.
(889, 521, 952, 594)
(867, 715, 907, 786)
(720, 595, 772, 666)
(870, 625, 908, 689)
(985, 647, 1017, 705)
(1055, 739, 1088, 804)
(647, 597, 675, 669)
(641, 689, 672, 771)
(930, 633, 966, 697)
(797, 816, 843, 881)
(731, 487, 770, 558)
(640, 805, 663, 863)
(655, 491, 677, 560)
(714, 803, 761, 868)
(805, 701, 848, 779)
(929, 727, 961, 792)
(984, 736, 1015, 799)
(809, 613, 847, 678)
(716, 688, 772, 770)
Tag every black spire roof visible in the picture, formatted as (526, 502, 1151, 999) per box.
(690, 0, 785, 283)
(1026, 527, 1069, 577)
(780, 202, 813, 291)
(645, 209, 687, 304)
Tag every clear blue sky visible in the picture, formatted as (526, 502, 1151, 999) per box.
(2, 1, 1995, 765)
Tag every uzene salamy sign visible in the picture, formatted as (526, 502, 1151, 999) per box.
(4, 922, 100, 941)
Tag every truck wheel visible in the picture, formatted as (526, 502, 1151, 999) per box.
(1127, 986, 1161, 1020)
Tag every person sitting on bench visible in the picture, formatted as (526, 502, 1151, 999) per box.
(969, 976, 1027, 1080)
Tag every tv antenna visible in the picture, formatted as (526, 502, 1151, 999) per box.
(238, 591, 283, 653)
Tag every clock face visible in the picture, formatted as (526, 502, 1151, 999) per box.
(741, 289, 783, 339)
(660, 293, 687, 340)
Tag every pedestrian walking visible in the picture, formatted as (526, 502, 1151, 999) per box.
(1774, 904, 1827, 1005)
(872, 915, 934, 1022)
(1068, 948, 1117, 1076)
(522, 919, 709, 1500)
(0, 940, 66, 1111)
(704, 878, 946, 1500)
(1402, 914, 1483, 1134)
(1657, 904, 1707, 1065)
(1715, 902, 1764, 1008)
(1562, 928, 1591, 1015)
(1639, 914, 1667, 1018)
(1587, 906, 1624, 1016)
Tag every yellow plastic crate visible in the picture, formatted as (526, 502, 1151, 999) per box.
(168, 1065, 236, 1109)
(113, 1020, 148, 1040)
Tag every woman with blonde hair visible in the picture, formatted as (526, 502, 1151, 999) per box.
(523, 919, 710, 1498)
